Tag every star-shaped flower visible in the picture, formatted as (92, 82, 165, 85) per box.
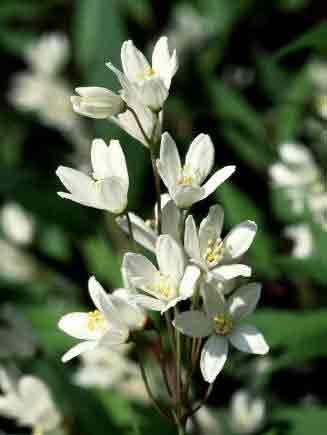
(56, 138, 129, 214)
(184, 204, 256, 281)
(157, 132, 235, 208)
(173, 282, 269, 383)
(123, 235, 200, 313)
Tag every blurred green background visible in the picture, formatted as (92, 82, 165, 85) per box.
(0, 0, 327, 434)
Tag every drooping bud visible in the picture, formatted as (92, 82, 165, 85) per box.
(71, 87, 126, 119)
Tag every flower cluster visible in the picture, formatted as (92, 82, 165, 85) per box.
(270, 142, 327, 258)
(56, 35, 268, 432)
(0, 369, 61, 434)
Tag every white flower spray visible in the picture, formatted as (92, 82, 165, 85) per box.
(56, 35, 269, 434)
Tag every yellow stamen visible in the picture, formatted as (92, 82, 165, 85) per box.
(137, 67, 156, 81)
(177, 174, 194, 185)
(152, 272, 173, 299)
(213, 314, 233, 336)
(87, 310, 107, 332)
(205, 240, 224, 265)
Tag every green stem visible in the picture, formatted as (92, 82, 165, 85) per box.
(150, 150, 162, 235)
(175, 307, 182, 410)
(127, 106, 162, 235)
(127, 106, 151, 144)
(177, 421, 187, 435)
(133, 335, 172, 422)
(124, 211, 137, 251)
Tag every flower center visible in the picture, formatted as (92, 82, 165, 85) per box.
(205, 239, 224, 265)
(137, 67, 156, 81)
(213, 313, 233, 336)
(145, 218, 157, 232)
(91, 174, 105, 191)
(177, 174, 194, 185)
(87, 310, 108, 332)
(152, 272, 174, 299)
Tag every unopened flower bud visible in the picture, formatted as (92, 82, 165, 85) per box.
(71, 87, 126, 119)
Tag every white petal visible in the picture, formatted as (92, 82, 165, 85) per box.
(111, 289, 146, 330)
(62, 341, 97, 363)
(123, 252, 158, 288)
(137, 77, 168, 111)
(156, 235, 185, 287)
(200, 335, 228, 383)
(56, 166, 97, 207)
(91, 139, 128, 184)
(19, 376, 51, 403)
(121, 40, 150, 83)
(98, 327, 129, 347)
(132, 294, 166, 311)
(224, 220, 257, 259)
(101, 176, 128, 214)
(88, 276, 108, 311)
(199, 205, 224, 257)
(88, 281, 124, 330)
(58, 313, 99, 340)
(185, 134, 214, 184)
(173, 185, 204, 208)
(116, 213, 157, 252)
(211, 264, 252, 281)
(173, 310, 212, 338)
(158, 132, 181, 190)
(201, 166, 236, 199)
(76, 86, 116, 98)
(179, 265, 201, 300)
(184, 215, 201, 262)
(229, 324, 269, 355)
(161, 198, 181, 242)
(227, 282, 261, 322)
(152, 36, 178, 89)
(279, 142, 314, 166)
(202, 282, 225, 318)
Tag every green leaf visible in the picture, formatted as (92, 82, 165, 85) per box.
(255, 51, 290, 103)
(21, 302, 83, 356)
(252, 309, 327, 369)
(209, 80, 266, 142)
(216, 183, 279, 278)
(81, 233, 123, 289)
(275, 22, 327, 59)
(274, 406, 327, 435)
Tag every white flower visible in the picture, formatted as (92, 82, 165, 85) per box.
(58, 277, 135, 362)
(56, 138, 129, 214)
(116, 193, 181, 252)
(71, 87, 126, 119)
(308, 191, 327, 229)
(123, 235, 200, 313)
(0, 202, 35, 246)
(230, 389, 265, 434)
(107, 36, 177, 112)
(184, 205, 256, 281)
(26, 33, 69, 77)
(173, 282, 269, 383)
(111, 93, 162, 147)
(157, 132, 235, 208)
(74, 346, 138, 389)
(166, 4, 215, 59)
(0, 239, 36, 282)
(0, 370, 61, 433)
(269, 142, 322, 214)
(187, 406, 222, 435)
(284, 224, 314, 259)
